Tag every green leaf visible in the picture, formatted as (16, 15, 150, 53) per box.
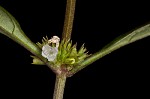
(71, 24, 150, 75)
(0, 6, 42, 59)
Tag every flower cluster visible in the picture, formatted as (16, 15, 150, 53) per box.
(56, 39, 89, 66)
(31, 36, 90, 70)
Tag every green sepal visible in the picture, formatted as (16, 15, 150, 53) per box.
(64, 58, 75, 64)
(31, 56, 45, 65)
(69, 43, 78, 57)
(36, 36, 49, 48)
(78, 44, 87, 56)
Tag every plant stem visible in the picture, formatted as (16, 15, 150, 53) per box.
(62, 0, 76, 40)
(53, 1, 76, 98)
(53, 74, 67, 99)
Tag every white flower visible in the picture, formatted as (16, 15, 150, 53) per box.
(41, 36, 60, 61)
(42, 44, 58, 61)
(48, 36, 60, 48)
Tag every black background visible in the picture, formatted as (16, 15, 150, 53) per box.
(0, 0, 150, 99)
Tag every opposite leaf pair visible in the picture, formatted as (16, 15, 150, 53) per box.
(0, 5, 150, 76)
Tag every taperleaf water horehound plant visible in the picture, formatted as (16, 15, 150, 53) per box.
(0, 0, 150, 99)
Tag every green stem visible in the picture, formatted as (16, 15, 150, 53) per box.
(62, 0, 76, 40)
(53, 74, 67, 99)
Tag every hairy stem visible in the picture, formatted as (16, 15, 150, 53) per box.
(53, 74, 67, 99)
(62, 0, 76, 40)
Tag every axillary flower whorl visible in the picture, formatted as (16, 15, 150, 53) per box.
(31, 36, 90, 70)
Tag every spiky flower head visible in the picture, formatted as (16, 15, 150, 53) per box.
(57, 39, 89, 66)
(31, 36, 90, 71)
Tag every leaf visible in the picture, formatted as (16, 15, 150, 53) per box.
(0, 6, 42, 58)
(71, 24, 150, 75)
